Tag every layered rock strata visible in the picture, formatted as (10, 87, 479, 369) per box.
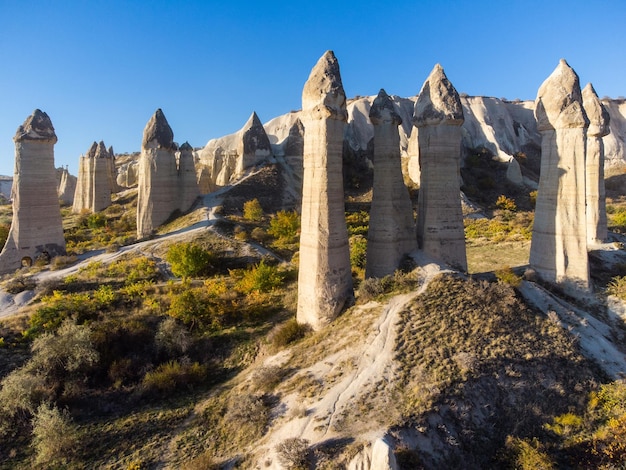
(530, 59, 590, 292)
(136, 109, 199, 238)
(0, 110, 65, 274)
(366, 89, 416, 278)
(414, 64, 467, 271)
(72, 141, 116, 213)
(57, 166, 76, 206)
(296, 50, 353, 330)
(583, 83, 610, 244)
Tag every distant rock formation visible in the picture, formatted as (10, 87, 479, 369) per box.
(0, 110, 65, 274)
(530, 59, 590, 292)
(136, 109, 199, 238)
(296, 50, 353, 330)
(366, 89, 416, 278)
(197, 111, 273, 192)
(57, 166, 76, 206)
(414, 64, 467, 271)
(583, 83, 610, 244)
(72, 141, 115, 213)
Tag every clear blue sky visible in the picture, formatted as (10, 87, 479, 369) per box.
(0, 0, 624, 177)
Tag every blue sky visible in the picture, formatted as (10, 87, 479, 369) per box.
(0, 0, 624, 177)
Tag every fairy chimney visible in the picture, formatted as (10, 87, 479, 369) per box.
(296, 51, 353, 330)
(413, 64, 467, 271)
(0, 110, 65, 273)
(366, 89, 416, 278)
(530, 59, 590, 292)
(583, 83, 610, 244)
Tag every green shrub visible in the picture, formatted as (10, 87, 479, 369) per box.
(87, 212, 107, 229)
(142, 360, 207, 395)
(496, 195, 517, 211)
(607, 275, 626, 300)
(166, 242, 214, 278)
(495, 267, 523, 288)
(168, 288, 210, 329)
(236, 260, 285, 293)
(349, 235, 367, 270)
(0, 223, 10, 249)
(271, 319, 311, 348)
(268, 210, 300, 242)
(31, 403, 79, 467)
(243, 198, 264, 221)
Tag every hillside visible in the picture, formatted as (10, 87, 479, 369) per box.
(0, 169, 626, 468)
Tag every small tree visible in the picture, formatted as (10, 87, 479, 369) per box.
(31, 403, 79, 467)
(243, 198, 264, 221)
(268, 210, 300, 243)
(166, 242, 214, 278)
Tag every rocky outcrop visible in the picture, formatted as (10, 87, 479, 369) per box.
(136, 109, 199, 238)
(57, 166, 76, 206)
(107, 145, 120, 193)
(0, 110, 65, 274)
(72, 141, 115, 213)
(366, 89, 416, 278)
(347, 437, 399, 470)
(583, 83, 610, 244)
(530, 59, 590, 292)
(296, 50, 353, 330)
(414, 64, 467, 271)
(197, 111, 273, 192)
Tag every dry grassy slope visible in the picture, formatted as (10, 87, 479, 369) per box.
(155, 261, 618, 469)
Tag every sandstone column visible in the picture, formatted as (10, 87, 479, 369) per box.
(530, 59, 590, 292)
(366, 89, 416, 278)
(297, 51, 353, 330)
(178, 141, 200, 213)
(92, 141, 113, 212)
(0, 110, 65, 273)
(58, 166, 76, 206)
(137, 109, 178, 238)
(72, 142, 97, 213)
(583, 83, 610, 244)
(414, 64, 467, 271)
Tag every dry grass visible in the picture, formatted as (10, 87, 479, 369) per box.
(466, 240, 530, 274)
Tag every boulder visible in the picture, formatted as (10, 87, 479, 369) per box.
(296, 50, 353, 330)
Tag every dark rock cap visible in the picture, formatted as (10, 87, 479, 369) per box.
(108, 145, 115, 158)
(370, 89, 402, 126)
(179, 141, 193, 152)
(142, 108, 175, 150)
(95, 141, 109, 158)
(413, 64, 464, 127)
(14, 109, 57, 143)
(302, 50, 348, 121)
(86, 141, 98, 158)
(242, 111, 272, 153)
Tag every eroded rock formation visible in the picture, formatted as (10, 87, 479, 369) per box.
(414, 64, 467, 271)
(296, 50, 353, 330)
(197, 111, 273, 192)
(530, 59, 590, 292)
(72, 141, 116, 213)
(366, 89, 416, 278)
(136, 109, 199, 238)
(57, 166, 76, 206)
(0, 110, 65, 274)
(583, 83, 610, 244)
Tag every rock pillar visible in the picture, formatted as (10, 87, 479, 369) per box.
(297, 51, 353, 330)
(413, 64, 467, 271)
(583, 83, 610, 244)
(58, 166, 76, 206)
(366, 89, 416, 278)
(137, 109, 178, 238)
(178, 141, 200, 213)
(0, 110, 65, 273)
(530, 59, 590, 292)
(92, 141, 113, 212)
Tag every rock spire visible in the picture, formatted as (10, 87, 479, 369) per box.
(296, 51, 353, 330)
(413, 64, 467, 271)
(530, 59, 590, 292)
(366, 89, 416, 278)
(136, 109, 199, 238)
(0, 110, 65, 273)
(72, 141, 115, 213)
(583, 83, 610, 244)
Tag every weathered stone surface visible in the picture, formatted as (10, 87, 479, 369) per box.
(0, 110, 65, 274)
(297, 51, 353, 330)
(530, 59, 590, 292)
(57, 166, 76, 206)
(72, 141, 113, 213)
(197, 111, 273, 191)
(366, 89, 416, 278)
(414, 64, 467, 271)
(371, 437, 399, 470)
(178, 141, 200, 213)
(107, 145, 120, 193)
(583, 83, 610, 244)
(137, 109, 179, 238)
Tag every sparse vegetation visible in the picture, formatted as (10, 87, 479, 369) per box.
(243, 198, 264, 221)
(166, 242, 215, 278)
